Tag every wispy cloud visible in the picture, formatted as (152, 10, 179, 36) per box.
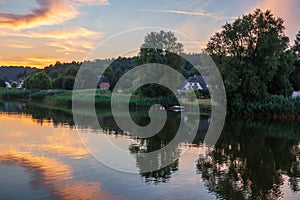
(139, 9, 236, 20)
(1, 27, 103, 53)
(0, 27, 104, 67)
(0, 0, 109, 29)
(0, 41, 33, 49)
(142, 9, 211, 17)
(74, 0, 109, 5)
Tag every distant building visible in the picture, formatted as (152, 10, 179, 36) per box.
(98, 76, 110, 90)
(5, 82, 11, 88)
(4, 79, 24, 89)
(177, 75, 207, 96)
(183, 75, 206, 90)
(16, 79, 24, 89)
(292, 91, 300, 98)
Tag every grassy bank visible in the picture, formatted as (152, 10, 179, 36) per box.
(0, 88, 66, 100)
(3, 89, 300, 119)
(0, 88, 209, 113)
(244, 95, 300, 119)
(45, 89, 187, 109)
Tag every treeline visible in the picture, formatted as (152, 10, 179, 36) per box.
(0, 66, 38, 81)
(20, 53, 203, 91)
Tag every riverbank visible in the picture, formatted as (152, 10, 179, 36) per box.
(239, 95, 300, 119)
(3, 89, 300, 119)
(0, 88, 209, 112)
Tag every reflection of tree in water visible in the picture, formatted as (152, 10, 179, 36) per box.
(0, 101, 75, 126)
(129, 112, 181, 183)
(196, 118, 300, 200)
(128, 112, 210, 183)
(22, 103, 75, 127)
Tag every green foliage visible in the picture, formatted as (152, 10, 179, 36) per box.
(268, 50, 294, 96)
(245, 95, 300, 116)
(28, 89, 66, 100)
(76, 68, 99, 89)
(0, 88, 66, 100)
(134, 30, 185, 98)
(186, 89, 197, 102)
(0, 66, 38, 81)
(62, 76, 75, 90)
(52, 76, 65, 89)
(0, 79, 6, 88)
(23, 71, 51, 90)
(0, 88, 33, 99)
(11, 82, 17, 88)
(44, 61, 81, 79)
(293, 31, 300, 67)
(290, 30, 300, 91)
(207, 9, 294, 112)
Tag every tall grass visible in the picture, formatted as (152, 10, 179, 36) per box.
(245, 95, 300, 117)
(0, 88, 66, 100)
(46, 89, 179, 109)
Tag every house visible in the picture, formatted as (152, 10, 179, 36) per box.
(98, 76, 110, 90)
(4, 79, 24, 89)
(183, 75, 207, 90)
(16, 79, 24, 89)
(5, 82, 11, 88)
(177, 75, 207, 96)
(292, 91, 300, 98)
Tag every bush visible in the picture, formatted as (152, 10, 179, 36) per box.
(23, 71, 51, 90)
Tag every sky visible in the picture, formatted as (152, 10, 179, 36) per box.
(0, 0, 299, 68)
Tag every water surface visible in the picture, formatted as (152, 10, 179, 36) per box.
(0, 101, 299, 199)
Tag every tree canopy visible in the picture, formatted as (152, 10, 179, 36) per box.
(207, 9, 294, 112)
(23, 71, 51, 90)
(134, 30, 185, 97)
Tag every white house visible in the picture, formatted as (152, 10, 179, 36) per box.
(4, 80, 24, 89)
(5, 82, 11, 88)
(182, 75, 206, 90)
(292, 91, 300, 98)
(177, 75, 207, 96)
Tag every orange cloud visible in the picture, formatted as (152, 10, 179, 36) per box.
(0, 41, 33, 49)
(41, 27, 103, 55)
(0, 0, 78, 29)
(0, 27, 103, 67)
(0, 0, 109, 29)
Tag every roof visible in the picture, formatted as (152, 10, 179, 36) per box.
(187, 75, 206, 88)
(99, 76, 110, 83)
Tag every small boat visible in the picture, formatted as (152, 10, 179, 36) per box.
(169, 105, 185, 112)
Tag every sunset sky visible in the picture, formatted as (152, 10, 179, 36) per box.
(0, 0, 299, 68)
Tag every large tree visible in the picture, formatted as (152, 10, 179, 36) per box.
(207, 9, 294, 112)
(23, 71, 51, 90)
(134, 30, 185, 97)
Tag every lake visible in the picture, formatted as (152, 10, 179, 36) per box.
(0, 101, 299, 200)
